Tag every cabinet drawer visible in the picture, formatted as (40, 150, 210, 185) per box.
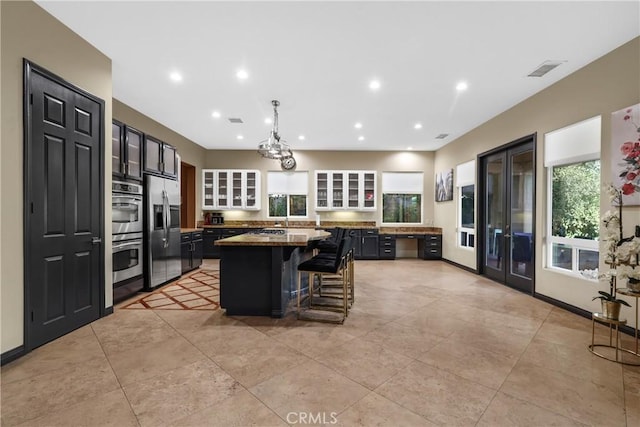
(378, 247, 396, 259)
(425, 234, 442, 242)
(379, 241, 395, 248)
(396, 234, 422, 239)
(181, 233, 192, 243)
(379, 235, 396, 242)
(361, 229, 379, 236)
(424, 240, 441, 248)
(191, 231, 202, 241)
(423, 248, 442, 259)
(203, 228, 221, 236)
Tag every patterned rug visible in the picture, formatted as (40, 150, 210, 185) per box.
(122, 269, 220, 310)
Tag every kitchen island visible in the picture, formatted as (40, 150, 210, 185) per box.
(215, 228, 331, 317)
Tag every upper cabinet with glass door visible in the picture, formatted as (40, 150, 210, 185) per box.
(202, 169, 260, 210)
(144, 134, 178, 179)
(315, 170, 376, 211)
(112, 121, 143, 181)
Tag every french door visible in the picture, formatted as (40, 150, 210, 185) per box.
(480, 136, 535, 293)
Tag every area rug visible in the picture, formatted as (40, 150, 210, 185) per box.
(122, 269, 220, 310)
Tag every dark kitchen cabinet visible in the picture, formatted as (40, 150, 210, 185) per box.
(203, 228, 222, 258)
(378, 234, 396, 259)
(181, 231, 203, 273)
(419, 234, 442, 260)
(347, 229, 361, 259)
(112, 121, 143, 181)
(144, 134, 177, 178)
(360, 229, 379, 260)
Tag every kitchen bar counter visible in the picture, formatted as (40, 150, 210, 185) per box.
(215, 228, 330, 247)
(216, 228, 331, 317)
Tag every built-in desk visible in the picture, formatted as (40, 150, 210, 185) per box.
(379, 227, 442, 260)
(215, 228, 331, 317)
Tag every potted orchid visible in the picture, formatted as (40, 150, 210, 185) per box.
(594, 185, 639, 318)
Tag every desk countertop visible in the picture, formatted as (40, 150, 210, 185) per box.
(215, 228, 331, 247)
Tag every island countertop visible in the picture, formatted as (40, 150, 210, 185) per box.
(215, 228, 331, 247)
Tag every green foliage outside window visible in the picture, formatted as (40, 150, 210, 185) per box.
(268, 194, 287, 217)
(382, 194, 421, 223)
(551, 160, 600, 240)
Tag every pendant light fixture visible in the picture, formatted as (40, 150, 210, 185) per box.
(258, 100, 296, 169)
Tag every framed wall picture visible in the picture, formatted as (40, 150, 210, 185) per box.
(435, 169, 454, 202)
(611, 103, 640, 205)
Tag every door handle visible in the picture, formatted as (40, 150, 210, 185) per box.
(504, 234, 512, 238)
(91, 237, 102, 245)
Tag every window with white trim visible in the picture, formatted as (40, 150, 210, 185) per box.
(381, 172, 423, 224)
(456, 160, 475, 249)
(544, 116, 601, 279)
(267, 171, 308, 218)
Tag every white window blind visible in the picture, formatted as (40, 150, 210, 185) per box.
(544, 116, 601, 167)
(267, 171, 308, 194)
(456, 160, 475, 186)
(381, 172, 423, 193)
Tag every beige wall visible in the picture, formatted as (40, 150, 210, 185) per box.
(205, 150, 436, 225)
(113, 99, 207, 225)
(0, 1, 112, 353)
(434, 37, 640, 323)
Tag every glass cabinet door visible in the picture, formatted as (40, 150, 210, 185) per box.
(112, 122, 123, 176)
(363, 172, 375, 209)
(162, 144, 176, 177)
(348, 173, 359, 208)
(316, 172, 328, 208)
(232, 172, 243, 208)
(125, 127, 142, 180)
(144, 136, 162, 173)
(332, 172, 344, 208)
(217, 171, 228, 207)
(203, 170, 214, 208)
(246, 171, 257, 208)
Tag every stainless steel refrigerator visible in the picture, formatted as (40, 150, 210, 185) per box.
(145, 174, 181, 289)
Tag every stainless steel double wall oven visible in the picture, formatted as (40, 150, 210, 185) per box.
(112, 180, 144, 299)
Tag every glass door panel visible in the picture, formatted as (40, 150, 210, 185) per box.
(485, 154, 504, 276)
(217, 171, 228, 207)
(112, 122, 123, 175)
(348, 173, 359, 208)
(232, 172, 242, 208)
(203, 170, 214, 208)
(509, 151, 534, 280)
(363, 172, 375, 208)
(317, 172, 328, 208)
(332, 172, 344, 208)
(246, 172, 256, 208)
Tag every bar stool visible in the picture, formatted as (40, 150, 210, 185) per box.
(297, 236, 351, 323)
(314, 236, 355, 307)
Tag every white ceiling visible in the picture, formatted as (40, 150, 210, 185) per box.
(36, 1, 640, 152)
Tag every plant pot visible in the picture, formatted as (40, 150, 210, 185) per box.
(628, 278, 640, 293)
(602, 300, 622, 319)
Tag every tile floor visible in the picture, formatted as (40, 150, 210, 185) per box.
(1, 259, 639, 426)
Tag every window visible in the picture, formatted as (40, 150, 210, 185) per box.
(548, 160, 600, 275)
(545, 116, 601, 279)
(381, 172, 423, 224)
(267, 171, 308, 218)
(382, 194, 421, 223)
(456, 160, 475, 249)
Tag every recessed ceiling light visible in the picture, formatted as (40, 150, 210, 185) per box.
(369, 79, 381, 91)
(414, 123, 423, 130)
(354, 122, 363, 129)
(236, 69, 249, 80)
(358, 136, 365, 141)
(169, 71, 182, 82)
(298, 135, 305, 141)
(264, 118, 272, 125)
(211, 111, 221, 119)
(456, 81, 468, 92)
(407, 147, 413, 151)
(236, 135, 244, 140)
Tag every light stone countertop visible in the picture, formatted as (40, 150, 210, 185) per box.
(215, 228, 331, 247)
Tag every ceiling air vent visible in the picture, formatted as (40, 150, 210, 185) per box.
(228, 118, 243, 123)
(527, 60, 566, 77)
(435, 133, 449, 139)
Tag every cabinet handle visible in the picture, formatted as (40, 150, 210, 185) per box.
(121, 162, 126, 174)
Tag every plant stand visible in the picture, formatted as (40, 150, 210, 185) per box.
(589, 313, 629, 363)
(617, 288, 640, 363)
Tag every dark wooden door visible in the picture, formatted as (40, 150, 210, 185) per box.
(25, 61, 104, 349)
